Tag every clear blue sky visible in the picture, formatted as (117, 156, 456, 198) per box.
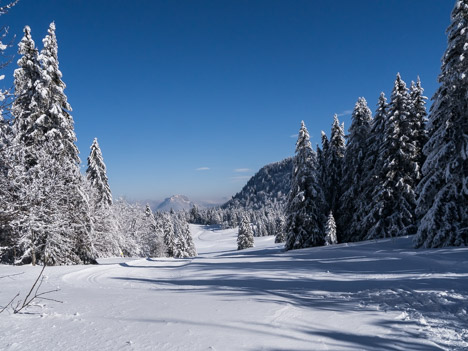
(2, 0, 453, 203)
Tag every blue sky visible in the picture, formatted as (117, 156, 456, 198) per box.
(2, 0, 453, 203)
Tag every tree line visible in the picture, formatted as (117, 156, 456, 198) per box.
(0, 22, 196, 265)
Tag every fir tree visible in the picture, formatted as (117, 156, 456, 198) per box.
(237, 215, 254, 250)
(365, 74, 420, 240)
(339, 97, 372, 242)
(285, 121, 325, 250)
(86, 138, 112, 208)
(10, 24, 95, 265)
(359, 93, 389, 241)
(409, 77, 428, 172)
(274, 217, 285, 243)
(415, 1, 468, 248)
(162, 212, 176, 257)
(11, 26, 42, 163)
(324, 211, 337, 245)
(173, 214, 197, 258)
(37, 22, 79, 163)
(324, 115, 345, 216)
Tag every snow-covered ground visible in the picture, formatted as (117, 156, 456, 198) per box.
(1, 225, 467, 350)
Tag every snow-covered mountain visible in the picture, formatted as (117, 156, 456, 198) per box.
(156, 194, 196, 212)
(223, 157, 293, 210)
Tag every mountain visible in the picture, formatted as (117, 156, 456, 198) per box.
(223, 157, 293, 210)
(156, 195, 196, 212)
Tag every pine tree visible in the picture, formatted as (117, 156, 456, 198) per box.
(274, 217, 285, 243)
(86, 138, 112, 208)
(285, 121, 325, 250)
(173, 214, 197, 258)
(237, 215, 254, 250)
(359, 93, 389, 241)
(324, 115, 345, 216)
(162, 212, 176, 257)
(37, 22, 79, 163)
(365, 74, 419, 240)
(324, 211, 337, 245)
(11, 26, 42, 163)
(339, 98, 373, 242)
(10, 24, 95, 265)
(409, 77, 428, 172)
(415, 1, 468, 248)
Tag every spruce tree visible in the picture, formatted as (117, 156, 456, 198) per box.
(10, 24, 95, 265)
(86, 138, 112, 207)
(324, 115, 345, 216)
(173, 214, 197, 258)
(415, 1, 468, 248)
(285, 121, 325, 250)
(409, 77, 428, 172)
(11, 26, 42, 162)
(359, 93, 389, 241)
(162, 212, 176, 257)
(324, 211, 337, 245)
(237, 215, 254, 250)
(338, 97, 372, 242)
(365, 74, 419, 240)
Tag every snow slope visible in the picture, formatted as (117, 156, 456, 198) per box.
(1, 225, 467, 350)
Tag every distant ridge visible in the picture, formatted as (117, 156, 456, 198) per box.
(223, 157, 293, 210)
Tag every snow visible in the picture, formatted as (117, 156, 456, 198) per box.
(1, 225, 467, 350)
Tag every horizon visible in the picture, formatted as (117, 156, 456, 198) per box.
(2, 0, 453, 203)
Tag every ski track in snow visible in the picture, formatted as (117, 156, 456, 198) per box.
(1, 225, 468, 350)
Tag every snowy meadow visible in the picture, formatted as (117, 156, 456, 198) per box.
(1, 225, 467, 350)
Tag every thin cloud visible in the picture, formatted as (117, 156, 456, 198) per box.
(234, 168, 251, 173)
(336, 110, 353, 117)
(196, 167, 210, 171)
(290, 134, 298, 138)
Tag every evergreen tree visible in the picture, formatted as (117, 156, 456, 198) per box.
(338, 97, 372, 242)
(365, 74, 420, 240)
(37, 22, 79, 163)
(415, 1, 468, 248)
(10, 24, 95, 265)
(285, 121, 325, 250)
(173, 214, 197, 258)
(409, 77, 428, 172)
(86, 138, 112, 208)
(162, 212, 176, 257)
(323, 115, 345, 216)
(324, 211, 337, 245)
(274, 217, 285, 243)
(237, 215, 254, 250)
(11, 26, 42, 164)
(359, 93, 389, 241)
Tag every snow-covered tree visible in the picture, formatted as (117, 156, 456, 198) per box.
(338, 97, 372, 242)
(285, 121, 325, 250)
(161, 212, 176, 257)
(409, 77, 428, 174)
(274, 217, 285, 243)
(138, 204, 167, 257)
(237, 215, 254, 250)
(415, 1, 468, 248)
(173, 214, 196, 258)
(11, 26, 42, 164)
(324, 211, 337, 245)
(9, 24, 95, 265)
(323, 115, 345, 216)
(358, 93, 388, 241)
(364, 74, 420, 240)
(86, 138, 112, 208)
